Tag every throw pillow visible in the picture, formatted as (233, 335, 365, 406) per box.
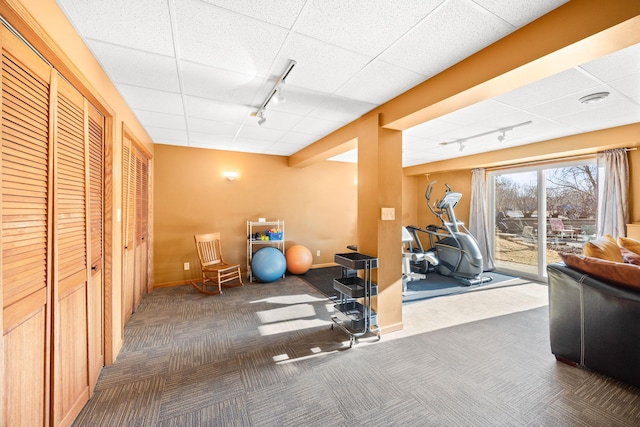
(618, 236, 640, 256)
(620, 247, 640, 266)
(583, 234, 623, 263)
(560, 253, 640, 289)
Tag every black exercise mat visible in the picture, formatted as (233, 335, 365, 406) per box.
(402, 271, 519, 303)
(300, 266, 518, 303)
(298, 266, 342, 299)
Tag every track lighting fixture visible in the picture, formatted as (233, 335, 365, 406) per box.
(440, 120, 532, 152)
(272, 87, 286, 104)
(252, 59, 296, 125)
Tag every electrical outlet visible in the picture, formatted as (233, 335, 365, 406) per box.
(316, 250, 321, 257)
(183, 262, 190, 271)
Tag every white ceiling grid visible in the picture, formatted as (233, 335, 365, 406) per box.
(56, 0, 640, 166)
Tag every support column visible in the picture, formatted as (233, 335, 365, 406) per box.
(357, 114, 403, 333)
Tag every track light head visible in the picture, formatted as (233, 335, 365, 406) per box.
(272, 87, 286, 104)
(497, 131, 506, 142)
(256, 110, 266, 126)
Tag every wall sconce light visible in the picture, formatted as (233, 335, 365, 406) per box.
(224, 171, 238, 181)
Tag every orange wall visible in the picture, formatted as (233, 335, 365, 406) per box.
(153, 145, 358, 285)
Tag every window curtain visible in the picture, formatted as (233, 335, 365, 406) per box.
(597, 148, 629, 239)
(469, 168, 495, 271)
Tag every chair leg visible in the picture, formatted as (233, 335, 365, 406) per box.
(190, 273, 222, 295)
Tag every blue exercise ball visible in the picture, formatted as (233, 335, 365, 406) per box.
(251, 247, 286, 283)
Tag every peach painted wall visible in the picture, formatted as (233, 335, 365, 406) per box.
(153, 144, 358, 285)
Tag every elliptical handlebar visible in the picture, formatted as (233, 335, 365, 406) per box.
(425, 180, 438, 217)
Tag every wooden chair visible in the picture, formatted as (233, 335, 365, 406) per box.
(191, 232, 242, 295)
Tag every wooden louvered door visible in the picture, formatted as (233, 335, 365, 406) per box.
(2, 24, 106, 427)
(51, 75, 90, 426)
(122, 137, 149, 323)
(122, 136, 135, 321)
(134, 148, 148, 307)
(87, 104, 104, 391)
(1, 26, 53, 427)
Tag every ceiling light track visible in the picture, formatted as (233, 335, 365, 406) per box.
(252, 59, 296, 126)
(440, 120, 533, 151)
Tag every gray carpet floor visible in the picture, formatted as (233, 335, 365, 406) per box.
(72, 275, 640, 426)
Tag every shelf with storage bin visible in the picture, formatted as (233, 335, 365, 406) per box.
(330, 251, 381, 347)
(246, 220, 285, 283)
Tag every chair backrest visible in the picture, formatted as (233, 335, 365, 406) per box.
(549, 218, 565, 232)
(194, 233, 224, 268)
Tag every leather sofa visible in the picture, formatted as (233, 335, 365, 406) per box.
(547, 262, 640, 388)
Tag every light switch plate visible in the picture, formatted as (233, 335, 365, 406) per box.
(381, 207, 395, 220)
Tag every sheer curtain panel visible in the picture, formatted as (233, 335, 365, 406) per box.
(470, 168, 495, 271)
(597, 148, 629, 239)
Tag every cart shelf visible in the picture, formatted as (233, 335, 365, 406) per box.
(331, 251, 381, 347)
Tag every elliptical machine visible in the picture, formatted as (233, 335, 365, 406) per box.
(405, 181, 491, 286)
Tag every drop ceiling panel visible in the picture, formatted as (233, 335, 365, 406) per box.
(184, 96, 250, 122)
(181, 61, 264, 105)
(118, 85, 184, 116)
(473, 0, 568, 27)
(336, 60, 427, 104)
(278, 131, 325, 147)
(281, 33, 372, 94)
(133, 110, 186, 131)
(609, 72, 640, 99)
(236, 124, 285, 143)
(89, 41, 180, 92)
(200, 0, 307, 28)
(243, 109, 305, 131)
(146, 126, 188, 142)
(175, 0, 288, 75)
(264, 141, 309, 156)
(186, 117, 240, 136)
(555, 98, 640, 131)
(579, 43, 640, 82)
(58, 0, 175, 56)
(295, 0, 443, 57)
(494, 68, 601, 110)
(309, 95, 376, 123)
(292, 115, 345, 136)
(380, 0, 514, 77)
(263, 86, 327, 117)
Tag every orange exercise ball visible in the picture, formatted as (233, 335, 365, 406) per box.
(285, 245, 313, 275)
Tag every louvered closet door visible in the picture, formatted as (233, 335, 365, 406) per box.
(87, 104, 104, 391)
(51, 75, 90, 426)
(133, 149, 148, 306)
(122, 136, 135, 322)
(1, 26, 52, 427)
(122, 139, 149, 323)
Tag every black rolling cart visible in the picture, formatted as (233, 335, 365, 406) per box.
(330, 252, 381, 347)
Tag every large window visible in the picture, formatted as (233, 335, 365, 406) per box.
(489, 159, 597, 280)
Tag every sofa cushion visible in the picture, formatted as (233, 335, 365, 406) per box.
(560, 253, 640, 289)
(620, 247, 640, 266)
(618, 236, 640, 256)
(583, 234, 623, 263)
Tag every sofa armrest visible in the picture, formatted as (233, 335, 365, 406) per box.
(547, 262, 640, 388)
(547, 263, 584, 364)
